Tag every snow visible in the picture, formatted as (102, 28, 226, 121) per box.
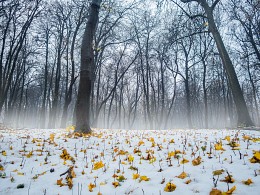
(0, 128, 260, 195)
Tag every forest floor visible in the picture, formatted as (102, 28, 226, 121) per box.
(0, 128, 260, 195)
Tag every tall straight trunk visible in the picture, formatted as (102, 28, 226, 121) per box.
(75, 0, 102, 133)
(202, 58, 208, 128)
(41, 28, 50, 128)
(181, 0, 254, 127)
(205, 8, 253, 126)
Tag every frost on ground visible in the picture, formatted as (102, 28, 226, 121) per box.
(0, 128, 260, 195)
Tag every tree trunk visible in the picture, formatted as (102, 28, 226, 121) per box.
(75, 0, 102, 133)
(181, 0, 254, 127)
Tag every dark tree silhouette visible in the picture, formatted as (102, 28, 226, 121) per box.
(181, 0, 254, 127)
(75, 0, 102, 133)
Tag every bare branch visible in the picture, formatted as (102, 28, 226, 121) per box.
(211, 0, 220, 10)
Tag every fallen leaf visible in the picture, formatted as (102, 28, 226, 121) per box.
(192, 156, 202, 166)
(212, 169, 224, 176)
(180, 158, 189, 164)
(132, 173, 140, 180)
(177, 172, 187, 179)
(93, 161, 104, 170)
(209, 188, 222, 195)
(57, 178, 64, 187)
(242, 178, 253, 185)
(185, 179, 191, 184)
(224, 185, 236, 194)
(88, 182, 96, 192)
(112, 181, 120, 188)
(221, 175, 235, 183)
(164, 182, 176, 192)
(139, 175, 150, 182)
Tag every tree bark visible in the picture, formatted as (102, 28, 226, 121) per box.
(75, 0, 102, 133)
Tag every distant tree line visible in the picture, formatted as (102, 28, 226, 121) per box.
(0, 0, 259, 129)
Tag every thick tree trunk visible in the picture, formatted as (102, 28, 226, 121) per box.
(75, 0, 102, 133)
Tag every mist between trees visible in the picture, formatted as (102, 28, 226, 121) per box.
(0, 0, 259, 130)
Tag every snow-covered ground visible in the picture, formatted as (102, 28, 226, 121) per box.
(0, 128, 259, 195)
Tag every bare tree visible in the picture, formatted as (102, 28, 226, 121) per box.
(180, 0, 254, 127)
(75, 0, 102, 133)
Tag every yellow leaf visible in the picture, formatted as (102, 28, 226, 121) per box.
(93, 161, 104, 170)
(2, 151, 6, 156)
(168, 151, 175, 158)
(128, 155, 134, 162)
(164, 182, 176, 192)
(209, 188, 222, 195)
(57, 178, 64, 187)
(60, 149, 75, 164)
(132, 173, 140, 180)
(81, 169, 85, 175)
(17, 172, 24, 176)
(99, 181, 107, 185)
(112, 181, 120, 188)
(213, 169, 225, 176)
(67, 177, 73, 189)
(180, 158, 189, 164)
(185, 179, 191, 184)
(225, 186, 236, 194)
(116, 175, 126, 182)
(242, 178, 253, 185)
(0, 164, 4, 171)
(215, 143, 225, 151)
(177, 172, 187, 179)
(138, 140, 145, 146)
(139, 175, 150, 182)
(192, 156, 202, 166)
(26, 151, 33, 158)
(225, 136, 230, 142)
(88, 182, 96, 192)
(49, 133, 55, 143)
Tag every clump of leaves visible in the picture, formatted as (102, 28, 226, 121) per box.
(60, 149, 75, 164)
(66, 167, 76, 189)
